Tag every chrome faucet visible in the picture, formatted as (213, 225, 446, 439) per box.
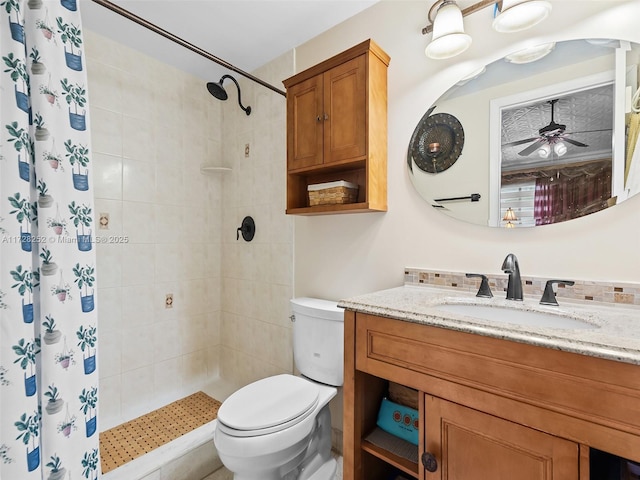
(501, 253, 523, 301)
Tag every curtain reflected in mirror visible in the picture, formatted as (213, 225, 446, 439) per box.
(500, 160, 612, 227)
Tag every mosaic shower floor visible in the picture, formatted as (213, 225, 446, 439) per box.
(100, 391, 221, 474)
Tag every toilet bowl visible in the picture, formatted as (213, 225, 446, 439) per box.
(213, 298, 344, 480)
(214, 374, 337, 480)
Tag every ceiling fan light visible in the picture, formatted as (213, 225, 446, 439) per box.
(554, 141, 567, 156)
(426, 1, 472, 59)
(493, 0, 552, 33)
(537, 143, 551, 158)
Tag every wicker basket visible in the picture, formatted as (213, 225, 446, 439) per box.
(388, 382, 419, 410)
(308, 181, 358, 206)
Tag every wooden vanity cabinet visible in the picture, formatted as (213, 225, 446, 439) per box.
(343, 311, 640, 480)
(283, 39, 389, 215)
(425, 395, 579, 480)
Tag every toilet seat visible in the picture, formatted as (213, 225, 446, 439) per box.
(217, 374, 320, 437)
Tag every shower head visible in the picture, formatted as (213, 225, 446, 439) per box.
(206, 80, 228, 101)
(206, 74, 251, 115)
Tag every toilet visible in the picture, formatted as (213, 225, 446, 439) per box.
(213, 297, 344, 480)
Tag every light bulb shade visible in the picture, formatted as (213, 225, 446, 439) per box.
(426, 1, 472, 59)
(456, 65, 486, 86)
(537, 143, 551, 158)
(493, 0, 552, 33)
(505, 42, 555, 64)
(553, 141, 567, 156)
(503, 208, 518, 221)
(505, 221, 516, 228)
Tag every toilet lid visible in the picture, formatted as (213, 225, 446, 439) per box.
(217, 374, 319, 432)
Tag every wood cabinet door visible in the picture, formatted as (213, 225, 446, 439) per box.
(425, 395, 579, 480)
(287, 73, 324, 170)
(323, 54, 366, 164)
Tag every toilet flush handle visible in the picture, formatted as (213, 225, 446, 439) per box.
(289, 314, 296, 323)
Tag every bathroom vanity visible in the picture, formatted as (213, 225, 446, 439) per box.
(340, 286, 640, 480)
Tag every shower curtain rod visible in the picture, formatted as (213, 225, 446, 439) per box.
(90, 0, 287, 97)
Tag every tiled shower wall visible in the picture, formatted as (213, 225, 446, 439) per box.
(86, 31, 224, 429)
(87, 29, 296, 428)
(219, 54, 295, 386)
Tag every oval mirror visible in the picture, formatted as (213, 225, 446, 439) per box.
(408, 38, 640, 227)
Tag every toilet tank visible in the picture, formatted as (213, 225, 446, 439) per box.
(291, 297, 344, 387)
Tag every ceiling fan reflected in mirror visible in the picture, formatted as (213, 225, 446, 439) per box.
(504, 99, 607, 158)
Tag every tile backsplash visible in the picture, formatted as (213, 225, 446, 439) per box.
(404, 268, 640, 306)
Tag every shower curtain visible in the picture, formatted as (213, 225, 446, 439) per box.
(1, 0, 100, 478)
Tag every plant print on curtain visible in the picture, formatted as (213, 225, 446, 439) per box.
(1, 0, 100, 479)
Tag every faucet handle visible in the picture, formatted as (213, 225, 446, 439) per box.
(540, 280, 575, 306)
(466, 273, 493, 298)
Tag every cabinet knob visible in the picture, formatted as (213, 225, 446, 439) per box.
(421, 452, 438, 472)
(316, 115, 322, 122)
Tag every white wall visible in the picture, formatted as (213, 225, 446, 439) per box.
(293, 0, 640, 302)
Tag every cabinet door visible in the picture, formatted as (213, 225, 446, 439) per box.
(287, 73, 324, 170)
(425, 395, 579, 480)
(323, 54, 366, 164)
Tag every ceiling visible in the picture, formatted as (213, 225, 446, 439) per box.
(80, 0, 384, 84)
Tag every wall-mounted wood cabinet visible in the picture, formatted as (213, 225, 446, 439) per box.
(283, 39, 389, 215)
(343, 312, 640, 480)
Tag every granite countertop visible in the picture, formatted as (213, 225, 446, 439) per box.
(338, 285, 640, 365)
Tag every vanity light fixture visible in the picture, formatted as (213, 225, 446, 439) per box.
(425, 0, 472, 59)
(455, 65, 486, 85)
(493, 0, 552, 33)
(504, 41, 555, 64)
(423, 0, 552, 60)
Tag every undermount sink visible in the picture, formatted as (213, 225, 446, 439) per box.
(433, 303, 597, 330)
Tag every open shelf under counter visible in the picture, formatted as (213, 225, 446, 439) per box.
(362, 427, 419, 479)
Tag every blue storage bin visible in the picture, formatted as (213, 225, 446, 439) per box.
(376, 397, 419, 446)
